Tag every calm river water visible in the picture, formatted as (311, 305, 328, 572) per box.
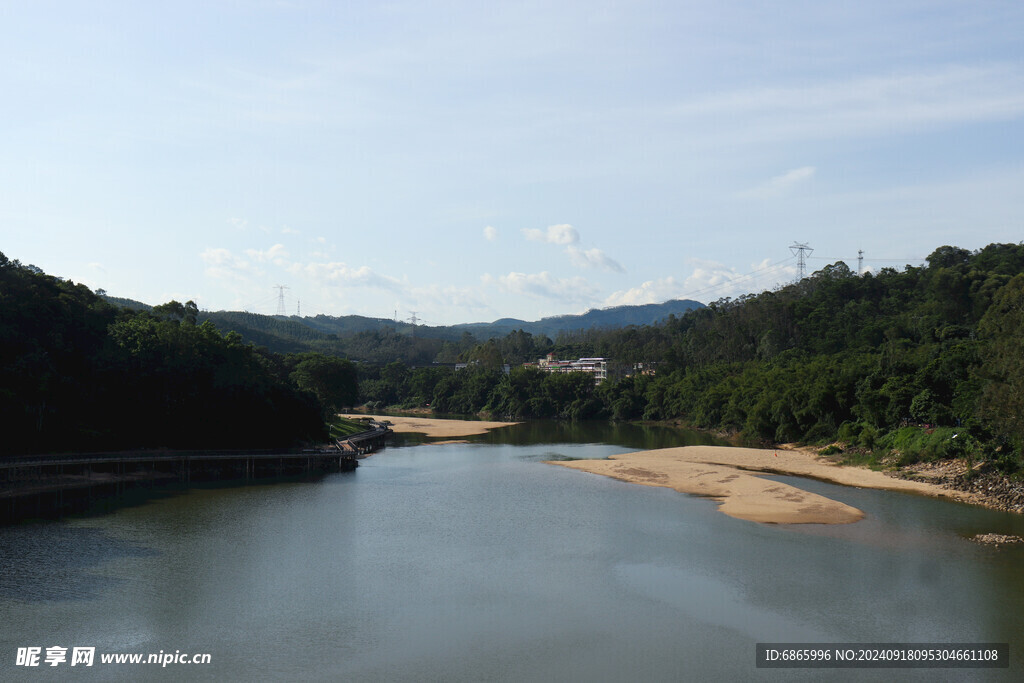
(2, 422, 1024, 681)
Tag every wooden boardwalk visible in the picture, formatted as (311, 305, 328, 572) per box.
(336, 421, 392, 458)
(1, 423, 392, 522)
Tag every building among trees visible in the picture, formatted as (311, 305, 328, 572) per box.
(524, 354, 608, 384)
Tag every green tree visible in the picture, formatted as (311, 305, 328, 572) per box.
(289, 353, 359, 414)
(977, 274, 1024, 463)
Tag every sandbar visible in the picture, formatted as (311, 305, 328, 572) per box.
(549, 445, 966, 525)
(340, 414, 519, 439)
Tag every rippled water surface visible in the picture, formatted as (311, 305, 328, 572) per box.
(2, 424, 1023, 680)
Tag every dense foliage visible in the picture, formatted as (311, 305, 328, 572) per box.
(0, 252, 353, 455)
(11, 242, 1024, 472)
(362, 244, 1024, 471)
(195, 300, 701, 364)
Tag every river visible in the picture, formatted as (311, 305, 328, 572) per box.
(2, 422, 1023, 680)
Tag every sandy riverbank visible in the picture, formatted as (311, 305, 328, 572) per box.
(549, 445, 974, 525)
(340, 415, 520, 439)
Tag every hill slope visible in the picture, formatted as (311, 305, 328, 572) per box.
(453, 299, 704, 338)
(101, 298, 707, 361)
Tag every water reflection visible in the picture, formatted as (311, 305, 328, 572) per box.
(465, 419, 732, 449)
(3, 432, 1024, 679)
(613, 563, 826, 642)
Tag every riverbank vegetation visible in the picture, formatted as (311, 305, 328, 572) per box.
(357, 244, 1024, 474)
(7, 243, 1024, 475)
(0, 251, 357, 455)
(329, 415, 373, 439)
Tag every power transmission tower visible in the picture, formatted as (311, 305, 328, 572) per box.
(274, 284, 289, 316)
(296, 298, 300, 317)
(408, 311, 419, 338)
(858, 250, 864, 276)
(790, 242, 813, 281)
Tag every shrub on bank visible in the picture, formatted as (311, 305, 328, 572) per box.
(878, 426, 970, 465)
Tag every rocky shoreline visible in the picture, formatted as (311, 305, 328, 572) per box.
(947, 471, 1024, 514)
(971, 533, 1024, 546)
(895, 459, 1024, 514)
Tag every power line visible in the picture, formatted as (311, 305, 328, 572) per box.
(274, 284, 289, 316)
(790, 242, 813, 281)
(672, 256, 797, 302)
(671, 242, 914, 304)
(699, 259, 795, 295)
(808, 256, 926, 262)
(239, 293, 278, 315)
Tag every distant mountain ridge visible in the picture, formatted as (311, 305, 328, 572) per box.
(101, 293, 705, 358)
(452, 299, 704, 338)
(102, 294, 704, 340)
(296, 298, 705, 340)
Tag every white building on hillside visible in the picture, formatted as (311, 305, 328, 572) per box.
(526, 354, 608, 384)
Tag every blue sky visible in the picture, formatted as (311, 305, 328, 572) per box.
(3, 1, 1023, 325)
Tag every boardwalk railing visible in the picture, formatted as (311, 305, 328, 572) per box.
(1, 423, 394, 521)
(335, 421, 392, 458)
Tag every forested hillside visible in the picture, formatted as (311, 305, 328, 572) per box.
(182, 300, 704, 364)
(367, 244, 1024, 472)
(0, 252, 355, 455)
(634, 245, 1024, 466)
(198, 310, 454, 364)
(9, 242, 1024, 472)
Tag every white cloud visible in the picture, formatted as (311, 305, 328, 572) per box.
(200, 248, 233, 266)
(409, 284, 491, 312)
(293, 261, 403, 291)
(522, 223, 580, 245)
(566, 245, 625, 273)
(521, 223, 624, 273)
(604, 259, 799, 307)
(483, 225, 498, 242)
(667, 65, 1024, 144)
(604, 276, 687, 306)
(681, 258, 797, 301)
(739, 166, 816, 200)
(482, 270, 600, 303)
(281, 226, 300, 235)
(244, 243, 289, 265)
(200, 247, 265, 285)
(682, 262, 748, 297)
